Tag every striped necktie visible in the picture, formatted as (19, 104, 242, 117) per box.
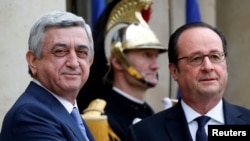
(71, 107, 89, 141)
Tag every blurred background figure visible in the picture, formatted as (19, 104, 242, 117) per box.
(77, 0, 167, 140)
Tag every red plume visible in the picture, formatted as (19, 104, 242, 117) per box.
(141, 3, 152, 23)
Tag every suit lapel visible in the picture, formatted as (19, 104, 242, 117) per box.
(164, 102, 193, 141)
(49, 93, 96, 140)
(160, 98, 248, 141)
(54, 106, 95, 141)
(222, 99, 245, 124)
(27, 82, 87, 140)
(53, 104, 86, 140)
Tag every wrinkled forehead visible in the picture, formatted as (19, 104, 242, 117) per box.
(43, 26, 90, 47)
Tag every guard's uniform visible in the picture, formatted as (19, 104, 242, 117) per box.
(80, 0, 168, 140)
(103, 88, 154, 140)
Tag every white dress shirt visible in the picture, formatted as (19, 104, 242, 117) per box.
(181, 99, 225, 141)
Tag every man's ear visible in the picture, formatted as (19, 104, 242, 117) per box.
(89, 57, 94, 66)
(169, 63, 178, 81)
(110, 55, 123, 71)
(26, 51, 38, 76)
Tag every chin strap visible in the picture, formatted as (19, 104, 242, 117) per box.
(112, 42, 156, 87)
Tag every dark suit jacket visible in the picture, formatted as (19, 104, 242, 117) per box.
(0, 81, 95, 141)
(126, 99, 250, 141)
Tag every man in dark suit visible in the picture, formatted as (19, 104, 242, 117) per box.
(126, 22, 250, 141)
(0, 11, 95, 141)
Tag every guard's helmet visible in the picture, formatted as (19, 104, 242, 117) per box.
(103, 0, 167, 86)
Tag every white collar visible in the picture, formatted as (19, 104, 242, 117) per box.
(113, 87, 144, 104)
(181, 99, 224, 124)
(32, 79, 76, 114)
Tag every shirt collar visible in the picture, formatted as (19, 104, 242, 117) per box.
(181, 99, 224, 124)
(113, 86, 144, 104)
(32, 79, 76, 114)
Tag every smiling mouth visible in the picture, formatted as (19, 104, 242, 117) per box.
(61, 74, 80, 80)
(67, 73, 79, 75)
(201, 78, 214, 81)
(199, 79, 217, 85)
(62, 72, 81, 75)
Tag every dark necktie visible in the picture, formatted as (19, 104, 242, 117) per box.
(71, 107, 89, 141)
(195, 116, 210, 141)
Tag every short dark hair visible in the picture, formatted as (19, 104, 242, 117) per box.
(168, 22, 227, 65)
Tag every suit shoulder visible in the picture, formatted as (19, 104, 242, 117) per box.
(132, 109, 171, 127)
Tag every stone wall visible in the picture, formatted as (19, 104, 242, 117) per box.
(0, 0, 66, 128)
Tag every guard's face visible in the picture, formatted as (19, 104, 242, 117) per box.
(125, 49, 160, 87)
(27, 26, 93, 102)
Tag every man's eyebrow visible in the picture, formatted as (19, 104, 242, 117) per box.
(52, 43, 89, 49)
(53, 43, 67, 48)
(77, 44, 89, 49)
